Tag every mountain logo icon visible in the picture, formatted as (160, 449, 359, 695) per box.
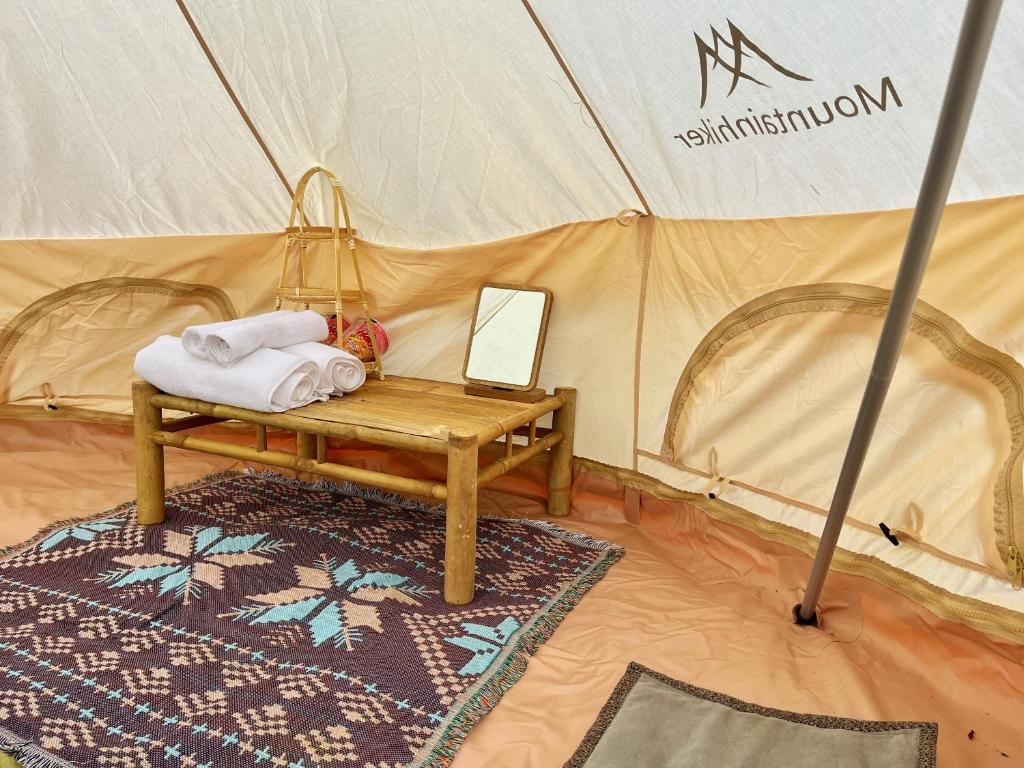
(695, 20, 812, 108)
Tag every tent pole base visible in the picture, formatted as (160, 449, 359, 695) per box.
(792, 604, 820, 628)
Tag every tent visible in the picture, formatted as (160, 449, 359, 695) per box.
(1, 1, 1022, 766)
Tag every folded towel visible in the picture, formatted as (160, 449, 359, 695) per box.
(179, 313, 286, 360)
(182, 310, 329, 366)
(135, 335, 328, 412)
(278, 341, 367, 394)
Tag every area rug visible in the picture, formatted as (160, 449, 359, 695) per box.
(565, 662, 937, 767)
(0, 470, 622, 768)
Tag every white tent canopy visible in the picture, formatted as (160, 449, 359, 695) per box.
(4, 1, 1022, 245)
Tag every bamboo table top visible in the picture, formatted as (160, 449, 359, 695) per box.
(289, 377, 562, 442)
(152, 377, 565, 450)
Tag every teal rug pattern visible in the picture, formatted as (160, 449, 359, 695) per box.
(0, 471, 622, 768)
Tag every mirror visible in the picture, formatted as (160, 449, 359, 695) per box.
(463, 283, 552, 393)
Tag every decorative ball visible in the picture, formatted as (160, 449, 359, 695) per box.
(343, 333, 373, 362)
(346, 319, 389, 356)
(322, 315, 388, 363)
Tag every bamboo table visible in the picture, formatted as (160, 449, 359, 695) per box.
(132, 377, 576, 605)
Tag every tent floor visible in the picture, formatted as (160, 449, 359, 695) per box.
(1, 420, 1020, 767)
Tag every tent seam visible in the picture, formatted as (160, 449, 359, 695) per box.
(520, 0, 654, 216)
(631, 215, 655, 470)
(173, 0, 304, 222)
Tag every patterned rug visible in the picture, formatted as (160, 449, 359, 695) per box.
(0, 471, 622, 768)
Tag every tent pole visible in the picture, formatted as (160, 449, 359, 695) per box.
(797, 0, 1002, 625)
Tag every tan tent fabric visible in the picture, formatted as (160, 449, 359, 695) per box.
(3, 198, 1023, 629)
(0, 234, 280, 413)
(185, 0, 641, 248)
(639, 196, 1024, 593)
(0, 221, 643, 472)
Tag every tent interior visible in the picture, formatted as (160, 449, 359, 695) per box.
(1, 2, 1022, 767)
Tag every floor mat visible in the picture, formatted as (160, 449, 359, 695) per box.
(0, 471, 622, 768)
(566, 662, 937, 768)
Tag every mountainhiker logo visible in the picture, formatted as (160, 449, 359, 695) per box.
(695, 20, 812, 108)
(675, 19, 903, 150)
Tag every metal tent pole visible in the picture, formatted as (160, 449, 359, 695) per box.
(797, 0, 1003, 624)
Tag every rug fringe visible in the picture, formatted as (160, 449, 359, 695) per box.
(0, 726, 26, 755)
(0, 725, 75, 768)
(514, 519, 625, 551)
(245, 469, 623, 552)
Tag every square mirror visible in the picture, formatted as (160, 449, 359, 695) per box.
(463, 283, 552, 392)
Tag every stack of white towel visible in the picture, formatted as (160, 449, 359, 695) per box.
(134, 310, 367, 412)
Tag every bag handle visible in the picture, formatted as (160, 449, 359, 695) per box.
(287, 166, 357, 254)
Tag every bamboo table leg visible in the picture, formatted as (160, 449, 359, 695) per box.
(445, 429, 479, 605)
(296, 431, 317, 460)
(132, 380, 166, 525)
(547, 387, 576, 517)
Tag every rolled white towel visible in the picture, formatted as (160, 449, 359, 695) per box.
(278, 341, 367, 394)
(182, 310, 329, 366)
(270, 370, 320, 410)
(134, 336, 328, 413)
(179, 312, 292, 360)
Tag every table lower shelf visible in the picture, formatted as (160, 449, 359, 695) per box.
(150, 427, 563, 502)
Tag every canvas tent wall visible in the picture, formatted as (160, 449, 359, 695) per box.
(1, 1, 1022, 640)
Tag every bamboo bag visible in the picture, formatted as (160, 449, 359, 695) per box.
(275, 166, 384, 378)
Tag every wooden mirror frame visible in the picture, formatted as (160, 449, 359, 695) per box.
(462, 282, 553, 392)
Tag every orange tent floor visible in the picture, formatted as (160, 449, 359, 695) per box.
(1, 420, 1021, 767)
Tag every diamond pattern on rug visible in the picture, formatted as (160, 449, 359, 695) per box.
(168, 640, 218, 667)
(0, 590, 37, 614)
(233, 703, 290, 737)
(0, 472, 622, 768)
(120, 666, 173, 696)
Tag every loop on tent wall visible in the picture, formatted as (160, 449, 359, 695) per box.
(615, 209, 648, 227)
(40, 382, 59, 411)
(660, 282, 1024, 582)
(1009, 546, 1023, 590)
(888, 502, 926, 544)
(700, 474, 732, 501)
(697, 447, 732, 499)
